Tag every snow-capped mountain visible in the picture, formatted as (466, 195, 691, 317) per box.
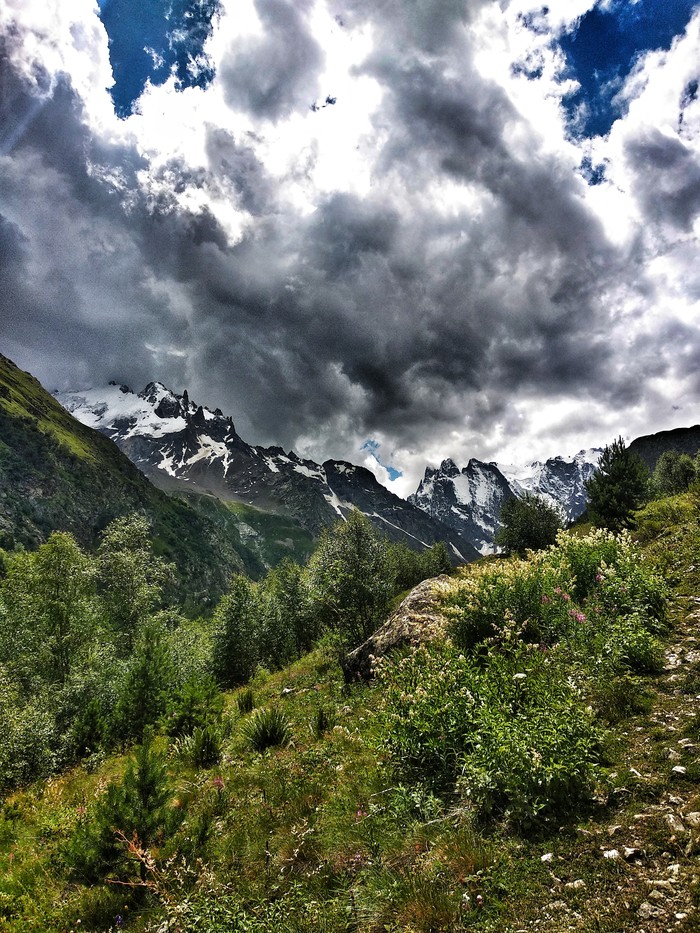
(409, 449, 601, 554)
(58, 382, 479, 562)
(497, 449, 601, 522)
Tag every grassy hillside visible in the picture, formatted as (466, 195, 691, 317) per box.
(2, 491, 700, 931)
(0, 355, 312, 604)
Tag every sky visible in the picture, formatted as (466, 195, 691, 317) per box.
(1, 0, 699, 497)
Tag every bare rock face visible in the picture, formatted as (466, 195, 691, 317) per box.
(342, 575, 453, 682)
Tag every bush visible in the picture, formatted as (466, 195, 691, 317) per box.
(495, 493, 562, 556)
(377, 642, 602, 825)
(652, 450, 697, 497)
(241, 707, 292, 752)
(446, 559, 574, 651)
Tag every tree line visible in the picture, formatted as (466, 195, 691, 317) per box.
(0, 510, 450, 790)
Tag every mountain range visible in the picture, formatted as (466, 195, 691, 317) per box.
(3, 351, 699, 592)
(57, 381, 479, 563)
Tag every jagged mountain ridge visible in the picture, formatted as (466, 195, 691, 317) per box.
(58, 382, 479, 562)
(409, 449, 602, 554)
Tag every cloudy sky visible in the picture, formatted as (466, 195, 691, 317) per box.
(1, 0, 699, 495)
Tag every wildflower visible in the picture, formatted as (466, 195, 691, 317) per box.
(541, 594, 550, 604)
(212, 776, 225, 791)
(595, 573, 604, 583)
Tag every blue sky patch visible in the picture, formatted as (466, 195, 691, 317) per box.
(362, 439, 403, 482)
(98, 0, 221, 117)
(558, 0, 700, 138)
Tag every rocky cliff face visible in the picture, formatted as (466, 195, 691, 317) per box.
(410, 449, 602, 554)
(409, 458, 515, 555)
(58, 383, 479, 562)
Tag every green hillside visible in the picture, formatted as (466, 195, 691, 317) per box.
(1, 489, 699, 931)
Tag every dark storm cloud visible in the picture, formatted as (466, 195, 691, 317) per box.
(625, 128, 700, 231)
(2, 1, 699, 472)
(205, 127, 274, 215)
(219, 0, 323, 121)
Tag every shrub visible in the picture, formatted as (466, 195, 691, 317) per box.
(495, 493, 562, 556)
(652, 450, 697, 497)
(446, 559, 574, 651)
(377, 642, 602, 825)
(242, 707, 291, 752)
(601, 613, 664, 673)
(236, 687, 255, 715)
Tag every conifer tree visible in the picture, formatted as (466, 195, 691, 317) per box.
(585, 436, 649, 530)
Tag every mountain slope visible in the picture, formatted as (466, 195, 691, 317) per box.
(0, 354, 310, 604)
(59, 383, 479, 562)
(629, 424, 700, 471)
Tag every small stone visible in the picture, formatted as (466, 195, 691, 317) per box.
(668, 863, 680, 877)
(623, 846, 642, 860)
(649, 889, 666, 902)
(684, 812, 700, 828)
(668, 749, 682, 761)
(638, 902, 660, 920)
(675, 912, 688, 920)
(666, 813, 687, 835)
(603, 849, 620, 860)
(564, 880, 586, 890)
(646, 879, 676, 892)
(672, 766, 687, 776)
(541, 853, 554, 862)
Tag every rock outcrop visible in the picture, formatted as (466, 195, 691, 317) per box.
(342, 575, 453, 682)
